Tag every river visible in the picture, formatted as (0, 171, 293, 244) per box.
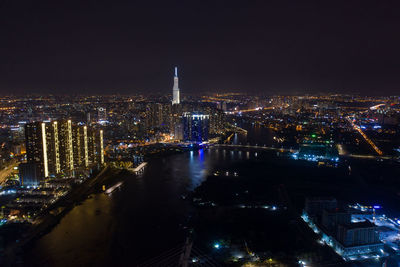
(26, 146, 266, 266)
(27, 124, 276, 265)
(24, 124, 400, 266)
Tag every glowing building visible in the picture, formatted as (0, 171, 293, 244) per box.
(58, 120, 74, 174)
(182, 112, 209, 143)
(24, 120, 104, 182)
(172, 67, 180, 105)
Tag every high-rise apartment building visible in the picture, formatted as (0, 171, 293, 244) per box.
(58, 120, 74, 173)
(73, 125, 90, 168)
(25, 122, 48, 179)
(23, 120, 104, 184)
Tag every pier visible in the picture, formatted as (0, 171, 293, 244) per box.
(127, 162, 148, 174)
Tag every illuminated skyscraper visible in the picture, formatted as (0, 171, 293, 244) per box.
(172, 67, 180, 105)
(73, 125, 90, 168)
(99, 130, 104, 165)
(48, 121, 61, 174)
(25, 121, 61, 179)
(24, 120, 104, 181)
(98, 107, 107, 122)
(25, 122, 49, 179)
(182, 112, 209, 142)
(83, 126, 89, 167)
(58, 120, 74, 173)
(87, 127, 104, 166)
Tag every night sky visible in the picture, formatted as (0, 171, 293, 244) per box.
(1, 0, 399, 95)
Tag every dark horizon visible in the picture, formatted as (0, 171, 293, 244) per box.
(1, 0, 400, 95)
(2, 91, 399, 98)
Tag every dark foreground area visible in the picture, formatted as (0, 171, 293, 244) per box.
(2, 148, 399, 266)
(190, 152, 400, 266)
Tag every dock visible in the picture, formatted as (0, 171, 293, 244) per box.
(127, 162, 147, 174)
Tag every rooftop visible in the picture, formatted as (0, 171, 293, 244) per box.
(344, 220, 377, 229)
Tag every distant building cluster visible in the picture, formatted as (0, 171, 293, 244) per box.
(141, 67, 226, 143)
(20, 120, 104, 186)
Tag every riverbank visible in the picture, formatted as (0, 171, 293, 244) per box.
(1, 165, 125, 266)
(3, 145, 207, 265)
(24, 148, 214, 266)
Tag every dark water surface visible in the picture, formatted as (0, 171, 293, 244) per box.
(27, 124, 275, 266)
(27, 147, 264, 266)
(25, 126, 400, 266)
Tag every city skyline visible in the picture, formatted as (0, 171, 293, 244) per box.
(0, 90, 400, 266)
(1, 1, 400, 266)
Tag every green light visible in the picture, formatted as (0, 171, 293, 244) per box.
(311, 134, 316, 138)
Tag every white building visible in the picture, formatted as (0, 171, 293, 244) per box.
(172, 67, 180, 105)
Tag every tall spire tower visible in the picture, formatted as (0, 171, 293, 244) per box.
(172, 67, 180, 105)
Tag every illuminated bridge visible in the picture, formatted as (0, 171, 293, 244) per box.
(212, 144, 297, 153)
(212, 144, 394, 161)
(369, 103, 385, 110)
(225, 106, 274, 115)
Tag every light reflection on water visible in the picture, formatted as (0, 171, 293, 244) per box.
(27, 147, 253, 266)
(24, 124, 400, 266)
(26, 127, 272, 266)
(28, 194, 115, 266)
(188, 149, 208, 190)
